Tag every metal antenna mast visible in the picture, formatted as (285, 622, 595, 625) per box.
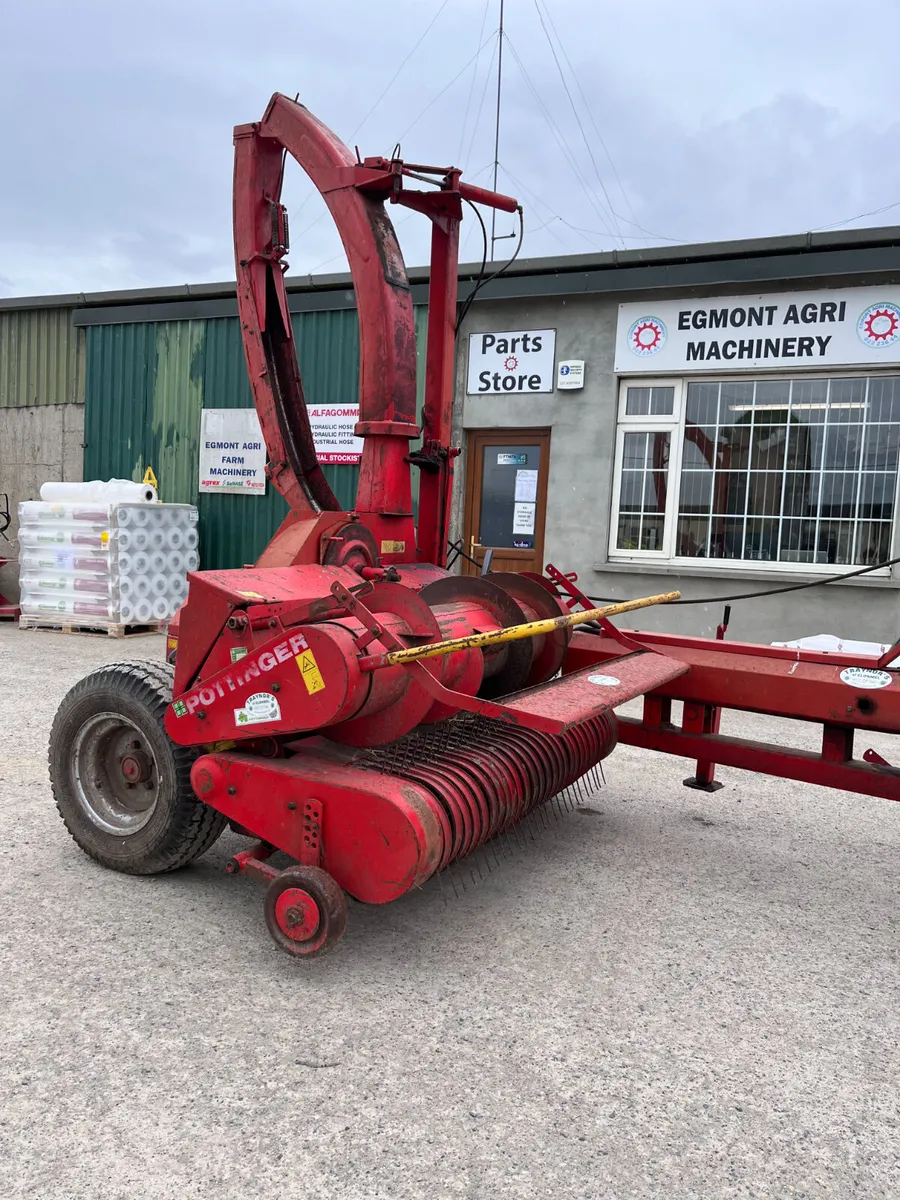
(490, 0, 505, 260)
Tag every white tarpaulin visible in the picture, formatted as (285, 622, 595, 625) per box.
(198, 409, 266, 493)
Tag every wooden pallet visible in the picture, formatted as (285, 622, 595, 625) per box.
(18, 616, 166, 639)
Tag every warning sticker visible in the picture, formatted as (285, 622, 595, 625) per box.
(380, 540, 406, 554)
(296, 648, 326, 695)
(230, 646, 249, 663)
(234, 692, 282, 726)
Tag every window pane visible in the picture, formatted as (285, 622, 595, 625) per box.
(686, 382, 721, 425)
(625, 386, 674, 416)
(615, 431, 670, 551)
(868, 377, 900, 424)
(627, 373, 900, 568)
(676, 516, 709, 557)
(640, 516, 665, 550)
(855, 522, 892, 564)
(622, 432, 648, 468)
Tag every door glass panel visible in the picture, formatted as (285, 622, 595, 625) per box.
(478, 444, 541, 549)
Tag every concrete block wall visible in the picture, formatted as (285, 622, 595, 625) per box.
(0, 404, 85, 602)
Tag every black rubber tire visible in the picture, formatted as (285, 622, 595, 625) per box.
(49, 659, 227, 875)
(264, 865, 349, 959)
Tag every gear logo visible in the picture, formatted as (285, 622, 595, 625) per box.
(503, 355, 519, 371)
(627, 316, 667, 357)
(858, 303, 900, 348)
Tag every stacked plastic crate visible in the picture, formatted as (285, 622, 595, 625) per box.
(17, 481, 199, 634)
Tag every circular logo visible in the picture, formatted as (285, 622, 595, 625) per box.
(503, 355, 519, 371)
(627, 316, 667, 357)
(587, 674, 621, 687)
(560, 364, 570, 376)
(857, 303, 900, 348)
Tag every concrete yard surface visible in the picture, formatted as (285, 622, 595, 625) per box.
(0, 622, 897, 1199)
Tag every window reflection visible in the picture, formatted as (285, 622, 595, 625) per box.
(677, 377, 899, 565)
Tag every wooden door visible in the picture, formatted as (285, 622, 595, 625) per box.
(461, 429, 551, 575)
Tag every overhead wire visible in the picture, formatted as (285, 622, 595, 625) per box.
(351, 0, 450, 140)
(291, 1, 449, 230)
(535, 0, 653, 241)
(502, 34, 618, 242)
(457, 0, 493, 163)
(810, 198, 900, 232)
(398, 31, 500, 143)
(463, 32, 500, 169)
(530, 0, 624, 247)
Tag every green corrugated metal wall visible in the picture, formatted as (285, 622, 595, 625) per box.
(0, 307, 85, 407)
(83, 306, 428, 568)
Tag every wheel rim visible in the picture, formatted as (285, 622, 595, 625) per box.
(71, 712, 161, 836)
(274, 888, 320, 943)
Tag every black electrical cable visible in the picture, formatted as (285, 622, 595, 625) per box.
(455, 206, 525, 332)
(583, 552, 900, 607)
(455, 198, 488, 333)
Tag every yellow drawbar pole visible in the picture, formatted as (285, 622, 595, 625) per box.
(378, 591, 680, 667)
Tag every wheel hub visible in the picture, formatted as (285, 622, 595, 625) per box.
(120, 748, 153, 784)
(72, 713, 160, 836)
(274, 887, 320, 942)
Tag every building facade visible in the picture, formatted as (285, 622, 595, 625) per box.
(2, 227, 900, 645)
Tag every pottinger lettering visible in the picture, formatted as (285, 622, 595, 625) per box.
(177, 633, 309, 715)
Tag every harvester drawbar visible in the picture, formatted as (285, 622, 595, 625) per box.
(49, 96, 900, 959)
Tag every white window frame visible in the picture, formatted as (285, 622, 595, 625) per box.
(608, 372, 899, 576)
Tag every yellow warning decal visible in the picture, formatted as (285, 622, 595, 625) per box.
(101, 531, 110, 544)
(296, 648, 326, 695)
(380, 540, 406, 554)
(238, 590, 266, 601)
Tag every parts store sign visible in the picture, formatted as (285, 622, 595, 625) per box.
(614, 287, 900, 374)
(467, 329, 556, 394)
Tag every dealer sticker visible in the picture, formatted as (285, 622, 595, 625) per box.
(172, 699, 187, 717)
(234, 692, 282, 726)
(588, 674, 621, 687)
(838, 667, 893, 690)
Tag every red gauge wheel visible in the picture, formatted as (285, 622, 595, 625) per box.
(263, 865, 348, 958)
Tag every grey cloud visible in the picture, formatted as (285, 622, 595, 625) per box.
(1, 0, 895, 296)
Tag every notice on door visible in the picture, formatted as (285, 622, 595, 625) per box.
(512, 502, 536, 535)
(199, 409, 266, 493)
(308, 404, 364, 464)
(514, 469, 538, 502)
(467, 329, 556, 394)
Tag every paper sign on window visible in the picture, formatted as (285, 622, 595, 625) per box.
(512, 502, 536, 535)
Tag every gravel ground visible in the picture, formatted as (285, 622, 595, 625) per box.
(0, 621, 898, 1200)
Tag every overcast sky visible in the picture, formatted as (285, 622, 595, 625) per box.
(2, 0, 898, 297)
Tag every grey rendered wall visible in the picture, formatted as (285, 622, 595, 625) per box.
(454, 294, 900, 645)
(0, 404, 85, 601)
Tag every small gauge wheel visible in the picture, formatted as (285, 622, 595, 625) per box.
(263, 865, 348, 958)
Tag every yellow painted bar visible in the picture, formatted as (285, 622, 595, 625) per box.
(380, 591, 681, 666)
